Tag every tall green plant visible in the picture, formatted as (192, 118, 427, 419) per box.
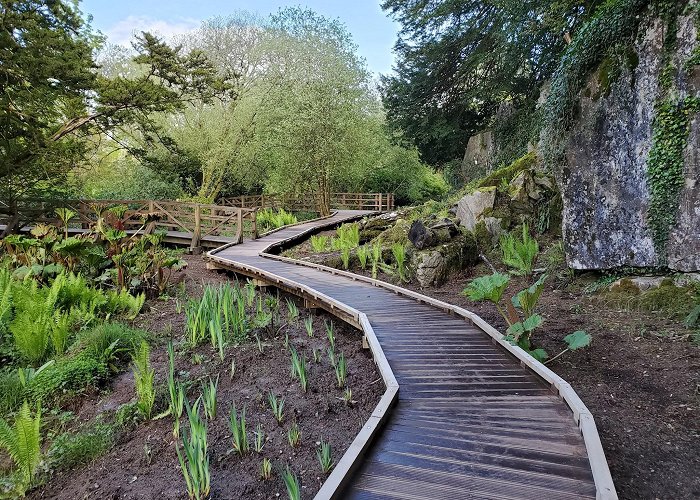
(391, 243, 408, 282)
(176, 399, 210, 500)
(132, 340, 155, 419)
(0, 402, 42, 488)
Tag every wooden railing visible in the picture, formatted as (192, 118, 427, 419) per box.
(1, 193, 393, 249)
(0, 199, 257, 251)
(221, 192, 395, 212)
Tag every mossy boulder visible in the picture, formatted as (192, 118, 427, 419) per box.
(411, 233, 478, 287)
(375, 219, 410, 246)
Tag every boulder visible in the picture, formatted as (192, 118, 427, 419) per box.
(374, 219, 410, 246)
(609, 276, 666, 292)
(455, 186, 496, 231)
(408, 220, 434, 250)
(412, 234, 478, 287)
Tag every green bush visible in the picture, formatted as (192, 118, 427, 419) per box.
(26, 353, 107, 406)
(76, 323, 146, 366)
(407, 169, 450, 204)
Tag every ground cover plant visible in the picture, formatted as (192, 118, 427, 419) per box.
(12, 255, 382, 499)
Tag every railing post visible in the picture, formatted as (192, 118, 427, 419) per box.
(252, 209, 258, 239)
(236, 209, 243, 243)
(378, 193, 382, 212)
(191, 204, 201, 253)
(145, 200, 156, 234)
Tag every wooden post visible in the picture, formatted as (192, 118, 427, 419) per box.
(236, 209, 243, 243)
(252, 209, 258, 239)
(191, 204, 201, 252)
(145, 200, 156, 234)
(378, 193, 383, 212)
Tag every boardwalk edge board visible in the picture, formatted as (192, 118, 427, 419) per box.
(206, 224, 399, 500)
(207, 212, 617, 500)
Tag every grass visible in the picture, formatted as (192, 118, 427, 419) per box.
(325, 320, 335, 350)
(289, 348, 308, 392)
(281, 466, 301, 500)
(176, 399, 210, 500)
(47, 421, 114, 471)
(201, 376, 218, 420)
(287, 422, 301, 447)
(304, 316, 313, 337)
(334, 352, 347, 387)
(260, 458, 272, 480)
(254, 423, 265, 453)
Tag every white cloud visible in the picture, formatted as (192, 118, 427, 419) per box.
(104, 15, 200, 46)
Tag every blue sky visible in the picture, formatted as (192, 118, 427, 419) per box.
(81, 0, 399, 76)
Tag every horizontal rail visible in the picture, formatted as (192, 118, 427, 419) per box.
(0, 199, 258, 250)
(221, 192, 395, 212)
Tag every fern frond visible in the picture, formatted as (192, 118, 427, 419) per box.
(0, 401, 42, 485)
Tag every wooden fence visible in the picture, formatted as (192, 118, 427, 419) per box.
(221, 192, 395, 212)
(1, 193, 393, 249)
(0, 199, 257, 251)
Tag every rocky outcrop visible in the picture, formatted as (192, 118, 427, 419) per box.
(561, 13, 700, 271)
(453, 155, 558, 246)
(461, 131, 495, 179)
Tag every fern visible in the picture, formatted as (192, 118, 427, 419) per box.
(132, 341, 155, 419)
(500, 224, 539, 276)
(0, 401, 42, 487)
(0, 266, 13, 333)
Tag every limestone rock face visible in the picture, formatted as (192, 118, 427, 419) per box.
(561, 14, 700, 271)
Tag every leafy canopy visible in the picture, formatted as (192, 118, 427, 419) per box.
(380, 0, 604, 165)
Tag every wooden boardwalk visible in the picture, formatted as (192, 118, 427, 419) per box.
(208, 211, 614, 499)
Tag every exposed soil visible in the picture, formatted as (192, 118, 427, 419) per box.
(285, 240, 700, 500)
(29, 255, 383, 500)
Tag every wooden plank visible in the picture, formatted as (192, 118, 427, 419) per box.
(202, 210, 613, 500)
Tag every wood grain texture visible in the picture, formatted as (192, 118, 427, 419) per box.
(204, 210, 615, 500)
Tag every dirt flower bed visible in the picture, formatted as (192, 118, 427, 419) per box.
(283, 235, 700, 500)
(28, 255, 382, 500)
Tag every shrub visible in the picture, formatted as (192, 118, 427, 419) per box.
(26, 353, 107, 405)
(77, 323, 146, 366)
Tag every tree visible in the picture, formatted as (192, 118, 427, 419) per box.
(0, 0, 232, 231)
(257, 7, 374, 215)
(380, 0, 602, 166)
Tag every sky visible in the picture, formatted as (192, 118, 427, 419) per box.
(80, 0, 399, 76)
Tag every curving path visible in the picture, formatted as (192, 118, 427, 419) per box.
(207, 211, 615, 500)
